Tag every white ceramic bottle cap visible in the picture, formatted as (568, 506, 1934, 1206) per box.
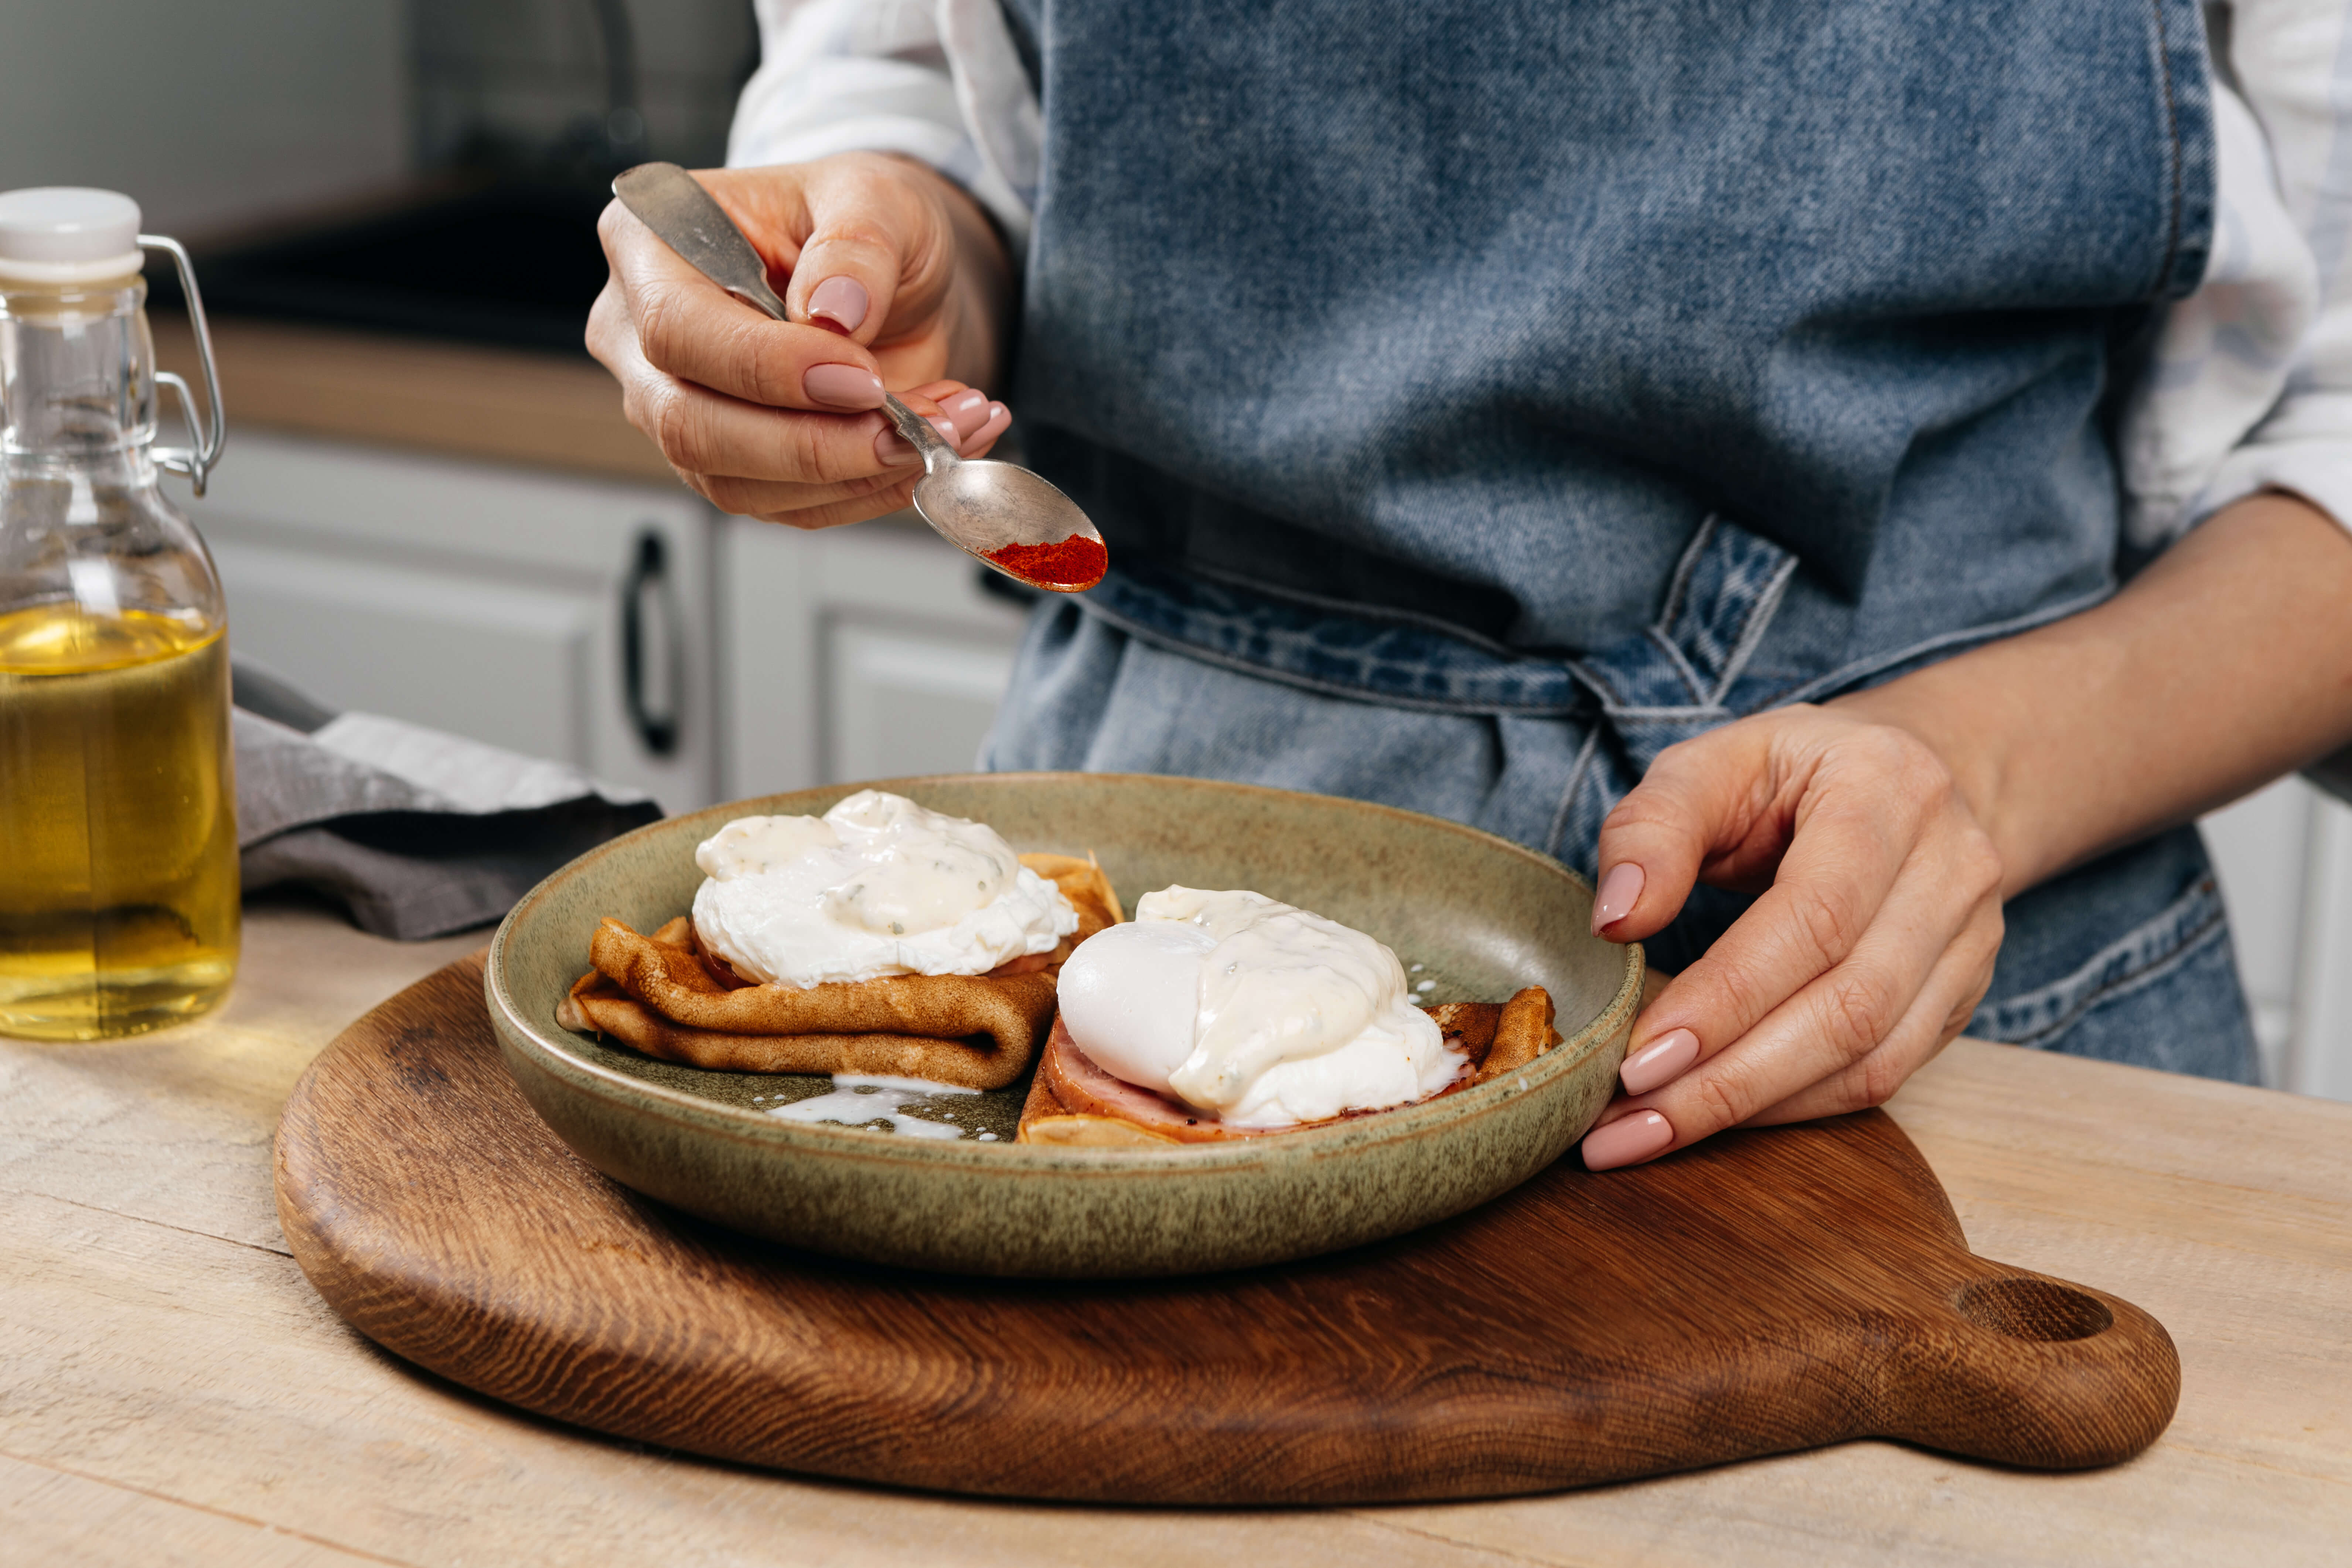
(0, 188, 144, 284)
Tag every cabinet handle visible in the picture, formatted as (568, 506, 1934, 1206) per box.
(621, 528, 683, 756)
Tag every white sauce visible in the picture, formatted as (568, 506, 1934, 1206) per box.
(691, 790, 1077, 988)
(1058, 887, 1465, 1129)
(769, 1073, 979, 1139)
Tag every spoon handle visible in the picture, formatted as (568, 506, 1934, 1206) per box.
(611, 163, 790, 320)
(882, 394, 961, 474)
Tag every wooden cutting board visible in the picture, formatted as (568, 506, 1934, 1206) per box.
(274, 955, 2180, 1505)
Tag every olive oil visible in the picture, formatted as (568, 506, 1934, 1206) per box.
(0, 603, 239, 1039)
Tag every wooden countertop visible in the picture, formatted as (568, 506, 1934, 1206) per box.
(4, 901, 2348, 1565)
(149, 313, 678, 484)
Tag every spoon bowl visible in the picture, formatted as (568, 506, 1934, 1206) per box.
(909, 458, 1103, 589)
(610, 161, 1107, 593)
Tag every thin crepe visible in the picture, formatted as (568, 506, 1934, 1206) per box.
(557, 853, 1121, 1090)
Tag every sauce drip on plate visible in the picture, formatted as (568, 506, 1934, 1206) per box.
(770, 1074, 979, 1139)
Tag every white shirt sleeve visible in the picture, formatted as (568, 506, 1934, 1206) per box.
(2121, 1, 2352, 799)
(726, 0, 1039, 253)
(2126, 0, 2352, 544)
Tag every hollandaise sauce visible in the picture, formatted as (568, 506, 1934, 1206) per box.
(0, 602, 239, 1039)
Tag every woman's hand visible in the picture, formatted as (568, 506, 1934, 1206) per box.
(1579, 705, 2006, 1169)
(1574, 491, 2352, 1170)
(587, 154, 1016, 530)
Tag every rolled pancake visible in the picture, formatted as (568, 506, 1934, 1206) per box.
(1018, 986, 1560, 1144)
(558, 853, 1120, 1091)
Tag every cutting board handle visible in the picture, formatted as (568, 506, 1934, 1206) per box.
(1873, 1266, 2181, 1469)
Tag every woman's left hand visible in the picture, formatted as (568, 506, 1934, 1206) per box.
(1579, 703, 2007, 1169)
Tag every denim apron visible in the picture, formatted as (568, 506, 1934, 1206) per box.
(983, 0, 2260, 1081)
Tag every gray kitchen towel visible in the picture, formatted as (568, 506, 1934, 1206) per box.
(232, 658, 662, 940)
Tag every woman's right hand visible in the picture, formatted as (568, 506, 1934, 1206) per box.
(587, 153, 1016, 531)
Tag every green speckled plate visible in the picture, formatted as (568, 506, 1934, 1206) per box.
(485, 773, 1643, 1278)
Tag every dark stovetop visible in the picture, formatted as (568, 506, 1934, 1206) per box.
(146, 183, 616, 357)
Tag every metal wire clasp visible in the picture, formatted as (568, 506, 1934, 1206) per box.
(139, 234, 225, 496)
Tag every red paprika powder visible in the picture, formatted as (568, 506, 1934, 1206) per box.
(985, 534, 1108, 589)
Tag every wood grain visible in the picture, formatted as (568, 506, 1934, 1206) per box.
(276, 956, 2181, 1505)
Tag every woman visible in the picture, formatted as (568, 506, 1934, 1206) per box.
(590, 0, 2352, 1168)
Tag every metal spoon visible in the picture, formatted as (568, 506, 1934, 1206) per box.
(611, 162, 1106, 593)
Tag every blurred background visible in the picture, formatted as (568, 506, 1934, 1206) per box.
(0, 0, 1035, 825)
(0, 1, 2345, 1099)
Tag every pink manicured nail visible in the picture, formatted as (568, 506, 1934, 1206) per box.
(1592, 862, 1645, 933)
(803, 363, 884, 409)
(1620, 1028, 1699, 1095)
(808, 276, 869, 333)
(1582, 1110, 1674, 1171)
(966, 402, 1011, 449)
(943, 388, 991, 436)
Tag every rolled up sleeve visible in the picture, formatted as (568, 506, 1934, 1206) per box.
(728, 0, 1034, 250)
(2182, 0, 2352, 536)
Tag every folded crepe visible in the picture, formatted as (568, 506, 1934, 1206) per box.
(558, 853, 1121, 1090)
(1018, 986, 1562, 1145)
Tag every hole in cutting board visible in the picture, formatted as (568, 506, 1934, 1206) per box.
(1953, 1276, 2114, 1342)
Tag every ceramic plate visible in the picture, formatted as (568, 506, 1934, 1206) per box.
(485, 773, 1643, 1277)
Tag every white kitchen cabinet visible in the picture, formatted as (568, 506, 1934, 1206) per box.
(2203, 776, 2352, 1101)
(179, 429, 717, 814)
(825, 619, 1021, 784)
(718, 514, 1033, 795)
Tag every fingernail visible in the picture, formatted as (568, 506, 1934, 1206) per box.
(1620, 1027, 1699, 1095)
(808, 276, 869, 333)
(930, 414, 960, 447)
(1593, 862, 1645, 934)
(968, 402, 1011, 447)
(943, 387, 990, 436)
(1582, 1110, 1674, 1171)
(803, 363, 885, 409)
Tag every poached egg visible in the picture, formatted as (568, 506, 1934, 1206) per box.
(1056, 886, 1464, 1129)
(691, 790, 1078, 988)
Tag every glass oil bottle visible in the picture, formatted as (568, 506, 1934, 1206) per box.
(0, 188, 234, 1039)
